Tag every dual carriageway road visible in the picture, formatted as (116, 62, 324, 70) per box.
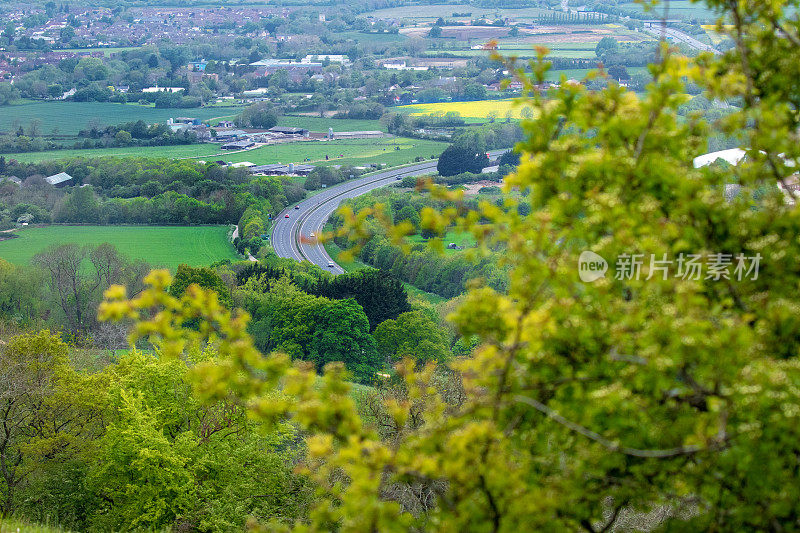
(271, 151, 505, 273)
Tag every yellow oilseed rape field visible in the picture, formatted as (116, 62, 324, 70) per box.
(399, 99, 537, 120)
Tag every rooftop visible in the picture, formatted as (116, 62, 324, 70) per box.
(45, 172, 73, 186)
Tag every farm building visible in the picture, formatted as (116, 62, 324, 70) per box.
(171, 117, 200, 125)
(249, 163, 315, 176)
(301, 54, 350, 65)
(142, 86, 185, 93)
(215, 130, 249, 142)
(328, 130, 385, 139)
(44, 172, 73, 187)
(222, 140, 255, 150)
(269, 126, 310, 136)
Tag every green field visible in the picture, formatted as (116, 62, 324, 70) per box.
(408, 230, 476, 252)
(6, 137, 449, 167)
(278, 115, 386, 132)
(0, 225, 238, 269)
(221, 138, 449, 167)
(618, 0, 722, 21)
(0, 102, 245, 135)
(7, 144, 219, 162)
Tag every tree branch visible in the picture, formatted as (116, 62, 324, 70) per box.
(515, 395, 714, 458)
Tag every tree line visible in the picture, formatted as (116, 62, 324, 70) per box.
(0, 157, 306, 229)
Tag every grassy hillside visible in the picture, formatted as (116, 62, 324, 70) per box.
(0, 225, 238, 270)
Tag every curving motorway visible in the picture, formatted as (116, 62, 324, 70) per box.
(271, 152, 506, 273)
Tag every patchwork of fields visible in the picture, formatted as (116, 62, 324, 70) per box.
(618, 0, 721, 21)
(369, 5, 554, 21)
(0, 225, 238, 270)
(418, 23, 655, 60)
(372, 2, 720, 22)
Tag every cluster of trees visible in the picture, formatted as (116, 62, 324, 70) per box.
(384, 111, 468, 137)
(0, 133, 62, 154)
(53, 186, 239, 225)
(0, 157, 308, 229)
(401, 167, 505, 188)
(5, 49, 216, 104)
(358, 236, 505, 297)
(152, 90, 202, 109)
(0, 244, 149, 340)
(595, 37, 661, 68)
(304, 165, 365, 190)
(437, 144, 490, 176)
(235, 101, 279, 129)
(167, 258, 446, 382)
(0, 83, 19, 105)
(331, 189, 509, 298)
(435, 127, 523, 176)
(236, 205, 268, 256)
(236, 261, 411, 331)
(332, 101, 386, 119)
(239, 277, 381, 382)
(71, 120, 199, 148)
